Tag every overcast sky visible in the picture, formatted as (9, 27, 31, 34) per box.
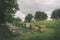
(15, 0, 60, 21)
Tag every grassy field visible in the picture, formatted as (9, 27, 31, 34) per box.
(31, 20, 60, 28)
(1, 20, 60, 40)
(8, 27, 55, 40)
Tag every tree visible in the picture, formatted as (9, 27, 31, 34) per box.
(0, 0, 19, 39)
(34, 11, 47, 21)
(0, 0, 19, 24)
(25, 14, 33, 22)
(51, 9, 60, 20)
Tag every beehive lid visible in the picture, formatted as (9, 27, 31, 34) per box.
(11, 27, 19, 30)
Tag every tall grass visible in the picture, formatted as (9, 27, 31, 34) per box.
(1, 20, 60, 40)
(31, 20, 60, 28)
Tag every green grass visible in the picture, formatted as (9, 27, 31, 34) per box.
(6, 27, 56, 40)
(1, 20, 60, 40)
(31, 20, 60, 28)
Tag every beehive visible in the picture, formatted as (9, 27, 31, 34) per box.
(39, 25, 46, 32)
(30, 25, 35, 30)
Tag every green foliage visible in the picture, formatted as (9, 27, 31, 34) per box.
(51, 9, 60, 20)
(0, 0, 19, 23)
(34, 11, 47, 21)
(0, 0, 19, 40)
(53, 21, 60, 40)
(13, 17, 21, 27)
(25, 14, 33, 22)
(0, 24, 13, 40)
(13, 17, 21, 22)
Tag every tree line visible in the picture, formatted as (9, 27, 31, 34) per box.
(0, 0, 60, 23)
(25, 9, 60, 22)
(0, 0, 60, 24)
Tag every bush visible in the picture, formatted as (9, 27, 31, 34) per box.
(0, 24, 12, 40)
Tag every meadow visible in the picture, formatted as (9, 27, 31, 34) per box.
(1, 20, 60, 40)
(31, 20, 60, 28)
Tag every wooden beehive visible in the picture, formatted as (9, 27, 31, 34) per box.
(10, 27, 20, 35)
(30, 25, 35, 30)
(39, 25, 46, 32)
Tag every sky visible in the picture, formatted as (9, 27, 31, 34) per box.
(15, 0, 60, 21)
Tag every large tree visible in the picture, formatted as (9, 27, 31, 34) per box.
(34, 11, 47, 21)
(0, 0, 19, 39)
(25, 14, 33, 22)
(0, 0, 19, 23)
(51, 9, 60, 20)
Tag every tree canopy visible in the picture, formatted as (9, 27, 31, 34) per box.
(34, 11, 47, 21)
(0, 0, 19, 38)
(0, 0, 19, 23)
(25, 14, 33, 22)
(51, 9, 60, 20)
